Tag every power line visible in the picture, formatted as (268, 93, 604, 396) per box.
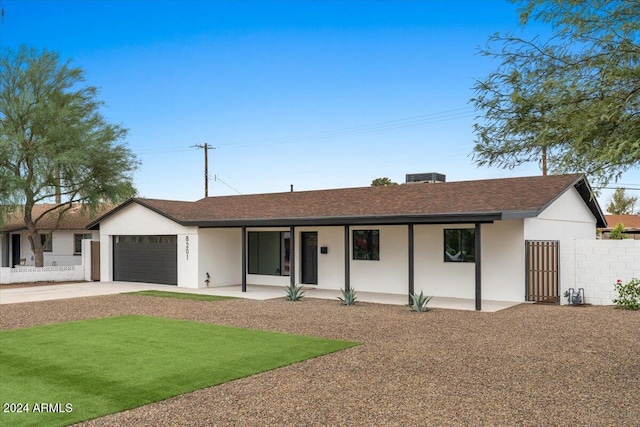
(135, 148, 192, 156)
(132, 107, 475, 156)
(219, 108, 475, 149)
(598, 187, 640, 191)
(214, 175, 242, 195)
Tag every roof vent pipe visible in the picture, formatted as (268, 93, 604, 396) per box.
(290, 185, 294, 192)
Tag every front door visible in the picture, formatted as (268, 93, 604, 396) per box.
(11, 234, 20, 267)
(301, 232, 318, 285)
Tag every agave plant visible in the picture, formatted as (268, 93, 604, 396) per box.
(285, 283, 305, 301)
(409, 290, 433, 312)
(338, 287, 358, 306)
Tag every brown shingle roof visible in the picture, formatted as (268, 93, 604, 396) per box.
(89, 174, 605, 228)
(1, 204, 114, 232)
(603, 214, 640, 231)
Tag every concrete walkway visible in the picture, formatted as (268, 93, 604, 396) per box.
(0, 282, 522, 312)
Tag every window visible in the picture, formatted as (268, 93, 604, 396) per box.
(248, 231, 290, 276)
(40, 233, 52, 252)
(444, 229, 475, 262)
(353, 230, 380, 260)
(74, 233, 93, 254)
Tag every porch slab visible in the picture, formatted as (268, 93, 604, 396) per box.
(0, 282, 522, 312)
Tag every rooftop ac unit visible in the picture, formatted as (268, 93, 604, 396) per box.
(405, 172, 446, 183)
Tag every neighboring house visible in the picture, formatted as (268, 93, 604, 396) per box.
(0, 204, 108, 267)
(88, 174, 606, 310)
(600, 214, 640, 240)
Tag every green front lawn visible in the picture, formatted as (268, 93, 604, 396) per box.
(124, 290, 236, 301)
(0, 315, 358, 427)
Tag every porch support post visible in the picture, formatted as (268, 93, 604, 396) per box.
(344, 225, 350, 292)
(475, 222, 482, 311)
(290, 226, 296, 287)
(408, 224, 414, 305)
(241, 226, 247, 292)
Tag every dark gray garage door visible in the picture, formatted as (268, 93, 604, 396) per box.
(113, 235, 177, 285)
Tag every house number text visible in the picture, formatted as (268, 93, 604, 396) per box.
(185, 236, 189, 260)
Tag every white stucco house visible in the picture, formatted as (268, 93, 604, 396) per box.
(88, 174, 606, 310)
(1, 204, 105, 268)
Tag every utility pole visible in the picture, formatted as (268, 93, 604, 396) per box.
(192, 143, 214, 197)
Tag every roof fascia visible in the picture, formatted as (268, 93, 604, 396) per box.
(186, 213, 501, 228)
(573, 178, 607, 228)
(500, 210, 539, 220)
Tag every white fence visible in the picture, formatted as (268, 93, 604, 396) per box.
(560, 239, 640, 305)
(0, 240, 95, 284)
(0, 265, 86, 284)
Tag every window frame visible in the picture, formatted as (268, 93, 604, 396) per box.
(247, 231, 291, 276)
(352, 229, 380, 261)
(443, 228, 475, 263)
(74, 233, 93, 255)
(40, 233, 53, 252)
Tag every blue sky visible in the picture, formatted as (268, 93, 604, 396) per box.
(1, 0, 637, 207)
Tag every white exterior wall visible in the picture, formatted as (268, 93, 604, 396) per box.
(296, 226, 344, 289)
(177, 233, 199, 288)
(560, 239, 640, 305)
(198, 228, 242, 287)
(414, 224, 475, 299)
(524, 187, 596, 240)
(350, 225, 408, 295)
(3, 230, 97, 267)
(481, 220, 526, 301)
(413, 221, 525, 302)
(99, 203, 198, 287)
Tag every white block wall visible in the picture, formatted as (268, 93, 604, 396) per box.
(0, 265, 85, 284)
(560, 239, 640, 305)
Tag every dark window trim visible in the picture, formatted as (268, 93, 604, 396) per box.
(352, 229, 380, 261)
(247, 231, 290, 276)
(444, 228, 475, 263)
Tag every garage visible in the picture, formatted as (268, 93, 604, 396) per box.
(113, 235, 177, 285)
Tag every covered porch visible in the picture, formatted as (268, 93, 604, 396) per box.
(0, 281, 522, 311)
(235, 219, 498, 311)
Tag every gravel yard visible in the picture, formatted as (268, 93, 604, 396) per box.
(1, 295, 638, 426)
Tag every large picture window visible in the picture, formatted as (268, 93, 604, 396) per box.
(444, 229, 475, 262)
(248, 231, 290, 276)
(353, 230, 380, 260)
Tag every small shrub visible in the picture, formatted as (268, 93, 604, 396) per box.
(408, 290, 433, 312)
(609, 223, 628, 240)
(613, 278, 640, 310)
(285, 283, 305, 301)
(338, 288, 358, 305)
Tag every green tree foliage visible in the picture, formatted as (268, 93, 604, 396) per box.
(371, 177, 398, 187)
(606, 187, 638, 214)
(0, 46, 138, 266)
(472, 0, 640, 187)
(608, 223, 628, 240)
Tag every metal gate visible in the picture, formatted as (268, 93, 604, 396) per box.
(525, 240, 559, 303)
